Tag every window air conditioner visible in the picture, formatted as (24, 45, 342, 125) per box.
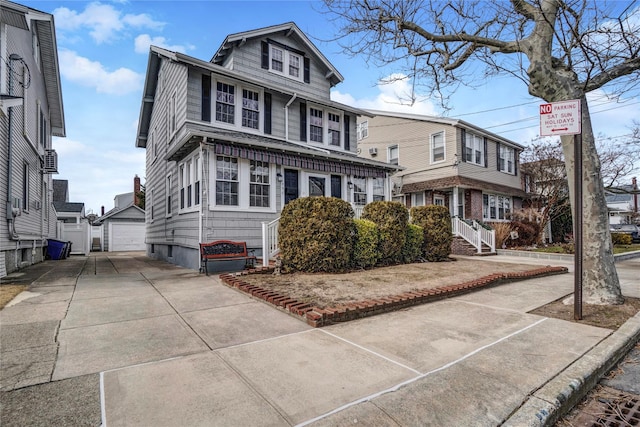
(369, 147, 378, 156)
(43, 149, 58, 174)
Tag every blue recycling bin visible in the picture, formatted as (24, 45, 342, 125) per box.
(47, 239, 67, 260)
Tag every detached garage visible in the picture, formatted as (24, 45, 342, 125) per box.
(94, 205, 146, 252)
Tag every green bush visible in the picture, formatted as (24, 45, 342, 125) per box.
(279, 197, 355, 272)
(361, 201, 409, 265)
(611, 232, 632, 246)
(353, 219, 379, 268)
(402, 224, 424, 263)
(411, 205, 452, 261)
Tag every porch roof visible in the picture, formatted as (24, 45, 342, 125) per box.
(402, 175, 527, 198)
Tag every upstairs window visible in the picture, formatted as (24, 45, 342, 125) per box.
(328, 113, 340, 146)
(388, 145, 399, 165)
(357, 121, 369, 140)
(242, 89, 259, 129)
(310, 108, 323, 143)
(262, 41, 309, 83)
(169, 91, 176, 135)
(431, 131, 445, 163)
(216, 82, 235, 124)
(464, 132, 485, 166)
(499, 145, 515, 174)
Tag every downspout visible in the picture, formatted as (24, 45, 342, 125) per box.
(198, 137, 205, 244)
(284, 93, 297, 141)
(6, 54, 21, 240)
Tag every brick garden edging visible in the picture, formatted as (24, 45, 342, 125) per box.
(219, 265, 568, 328)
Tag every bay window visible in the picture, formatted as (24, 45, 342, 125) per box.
(483, 193, 512, 221)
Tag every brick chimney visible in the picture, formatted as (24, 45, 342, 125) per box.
(134, 175, 141, 207)
(101, 206, 105, 216)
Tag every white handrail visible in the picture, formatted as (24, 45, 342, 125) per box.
(452, 217, 481, 253)
(472, 220, 496, 253)
(261, 218, 280, 267)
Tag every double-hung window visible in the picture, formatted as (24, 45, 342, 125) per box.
(215, 156, 239, 206)
(166, 175, 172, 216)
(431, 132, 445, 163)
(357, 121, 368, 140)
(353, 177, 367, 206)
(328, 113, 340, 146)
(268, 45, 304, 82)
(499, 145, 515, 174)
(483, 194, 512, 220)
(179, 155, 201, 211)
(242, 89, 259, 129)
(373, 178, 385, 201)
(388, 145, 399, 165)
(309, 108, 323, 143)
(288, 53, 301, 78)
(216, 82, 235, 124)
(250, 160, 270, 207)
(271, 46, 284, 72)
(465, 132, 484, 165)
(194, 157, 201, 205)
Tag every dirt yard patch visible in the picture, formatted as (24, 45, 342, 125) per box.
(240, 257, 556, 309)
(0, 285, 27, 309)
(529, 296, 640, 330)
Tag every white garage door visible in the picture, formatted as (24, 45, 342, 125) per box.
(109, 222, 146, 251)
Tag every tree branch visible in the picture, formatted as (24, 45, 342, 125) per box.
(584, 56, 640, 92)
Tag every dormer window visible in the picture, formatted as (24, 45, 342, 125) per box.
(262, 41, 310, 83)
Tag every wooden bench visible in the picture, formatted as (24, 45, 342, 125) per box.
(199, 240, 256, 275)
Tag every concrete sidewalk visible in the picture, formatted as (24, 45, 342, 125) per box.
(1, 252, 639, 426)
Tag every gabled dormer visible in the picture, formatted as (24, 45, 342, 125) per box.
(210, 22, 343, 100)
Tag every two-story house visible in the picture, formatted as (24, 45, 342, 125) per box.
(357, 110, 526, 223)
(1, 1, 65, 275)
(136, 23, 398, 270)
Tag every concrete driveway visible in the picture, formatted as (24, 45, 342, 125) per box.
(1, 251, 639, 426)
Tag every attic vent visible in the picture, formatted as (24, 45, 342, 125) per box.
(369, 147, 378, 156)
(43, 149, 58, 174)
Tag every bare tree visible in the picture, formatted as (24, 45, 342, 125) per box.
(323, 0, 640, 304)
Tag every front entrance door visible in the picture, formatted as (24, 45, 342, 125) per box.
(284, 169, 299, 204)
(331, 175, 342, 199)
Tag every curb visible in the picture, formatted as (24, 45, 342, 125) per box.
(503, 310, 640, 426)
(496, 249, 640, 263)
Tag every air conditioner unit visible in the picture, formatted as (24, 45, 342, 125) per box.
(369, 147, 378, 156)
(43, 149, 58, 174)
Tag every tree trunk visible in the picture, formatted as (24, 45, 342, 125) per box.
(560, 97, 623, 305)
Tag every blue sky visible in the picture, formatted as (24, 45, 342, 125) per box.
(18, 0, 640, 214)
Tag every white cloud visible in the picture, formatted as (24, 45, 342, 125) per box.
(53, 2, 165, 44)
(59, 49, 143, 95)
(134, 34, 195, 54)
(332, 74, 437, 115)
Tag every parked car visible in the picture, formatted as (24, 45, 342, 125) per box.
(610, 224, 640, 243)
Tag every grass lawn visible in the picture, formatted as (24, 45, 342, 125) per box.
(528, 244, 640, 255)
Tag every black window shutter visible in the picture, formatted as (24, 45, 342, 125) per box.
(264, 92, 272, 134)
(483, 137, 488, 168)
(344, 115, 350, 151)
(514, 150, 519, 175)
(261, 41, 269, 69)
(460, 129, 466, 162)
(299, 102, 307, 141)
(496, 143, 501, 171)
(201, 74, 211, 122)
(304, 57, 310, 83)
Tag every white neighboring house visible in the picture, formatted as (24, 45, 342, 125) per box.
(93, 176, 146, 252)
(1, 1, 65, 274)
(606, 178, 639, 225)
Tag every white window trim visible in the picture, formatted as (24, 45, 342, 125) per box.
(307, 104, 344, 150)
(430, 131, 446, 164)
(209, 155, 276, 213)
(178, 152, 201, 214)
(372, 177, 386, 201)
(350, 176, 369, 206)
(303, 172, 331, 198)
(412, 191, 425, 207)
(165, 173, 173, 218)
(388, 145, 399, 165)
(498, 145, 516, 175)
(465, 132, 485, 166)
(433, 194, 445, 206)
(482, 193, 512, 221)
(210, 78, 264, 134)
(168, 90, 177, 141)
(268, 44, 304, 82)
(357, 121, 369, 140)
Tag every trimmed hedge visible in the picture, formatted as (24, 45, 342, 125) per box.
(279, 197, 355, 272)
(361, 201, 409, 265)
(402, 224, 424, 263)
(411, 205, 452, 261)
(353, 219, 379, 268)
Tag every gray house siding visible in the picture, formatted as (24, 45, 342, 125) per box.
(1, 6, 63, 275)
(138, 24, 396, 271)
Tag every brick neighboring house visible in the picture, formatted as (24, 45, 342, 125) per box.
(1, 1, 65, 275)
(357, 110, 526, 222)
(135, 22, 399, 270)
